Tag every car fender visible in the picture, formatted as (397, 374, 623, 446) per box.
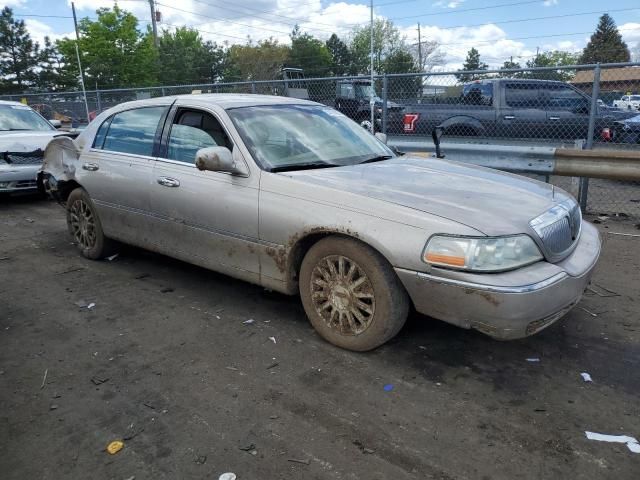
(39, 136, 81, 200)
(439, 115, 487, 135)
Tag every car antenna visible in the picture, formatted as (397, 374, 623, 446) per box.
(432, 126, 445, 159)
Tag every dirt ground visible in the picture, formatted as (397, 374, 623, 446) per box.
(1, 196, 639, 480)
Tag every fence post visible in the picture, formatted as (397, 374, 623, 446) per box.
(579, 63, 601, 212)
(382, 75, 388, 135)
(161, 87, 166, 97)
(251, 82, 256, 94)
(96, 90, 102, 114)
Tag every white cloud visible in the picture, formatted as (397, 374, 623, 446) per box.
(25, 18, 74, 46)
(543, 0, 558, 6)
(619, 23, 640, 47)
(3, 0, 26, 7)
(433, 0, 465, 8)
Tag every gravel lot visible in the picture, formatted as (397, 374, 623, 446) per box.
(1, 196, 639, 480)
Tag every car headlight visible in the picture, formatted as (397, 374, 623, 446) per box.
(423, 235, 543, 272)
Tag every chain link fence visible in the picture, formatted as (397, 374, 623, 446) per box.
(2, 62, 640, 216)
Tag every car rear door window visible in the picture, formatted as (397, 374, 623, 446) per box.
(92, 117, 111, 149)
(102, 106, 167, 156)
(461, 83, 493, 105)
(505, 83, 543, 108)
(166, 109, 233, 164)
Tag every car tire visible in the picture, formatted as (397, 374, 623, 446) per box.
(66, 187, 116, 260)
(299, 236, 409, 351)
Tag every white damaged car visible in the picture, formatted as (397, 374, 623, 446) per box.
(0, 100, 74, 195)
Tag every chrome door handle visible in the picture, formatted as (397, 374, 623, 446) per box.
(503, 115, 515, 120)
(82, 162, 99, 171)
(157, 177, 180, 188)
(549, 116, 560, 120)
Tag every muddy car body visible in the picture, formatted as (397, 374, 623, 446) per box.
(40, 94, 601, 351)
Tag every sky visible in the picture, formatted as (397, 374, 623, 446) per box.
(4, 0, 640, 71)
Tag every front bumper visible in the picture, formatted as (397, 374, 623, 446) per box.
(0, 165, 40, 193)
(395, 221, 601, 340)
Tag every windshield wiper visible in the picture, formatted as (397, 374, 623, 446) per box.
(357, 155, 393, 164)
(270, 161, 338, 173)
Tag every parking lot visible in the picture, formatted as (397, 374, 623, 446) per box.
(1, 195, 639, 479)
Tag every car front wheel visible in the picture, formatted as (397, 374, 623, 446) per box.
(299, 237, 409, 351)
(66, 187, 116, 260)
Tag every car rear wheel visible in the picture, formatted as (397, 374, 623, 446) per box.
(299, 237, 409, 351)
(66, 188, 116, 260)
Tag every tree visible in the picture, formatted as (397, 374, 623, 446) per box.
(158, 27, 226, 85)
(223, 39, 290, 82)
(0, 7, 41, 93)
(409, 39, 445, 73)
(525, 50, 580, 81)
(56, 6, 158, 89)
(36, 36, 77, 91)
(325, 33, 353, 76)
(385, 50, 421, 98)
(580, 14, 630, 64)
(455, 48, 488, 82)
(350, 19, 406, 75)
(288, 27, 332, 78)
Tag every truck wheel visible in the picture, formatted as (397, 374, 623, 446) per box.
(66, 188, 116, 260)
(299, 237, 409, 351)
(359, 118, 375, 132)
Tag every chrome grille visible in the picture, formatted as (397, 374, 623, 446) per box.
(530, 199, 582, 261)
(539, 216, 573, 254)
(5, 151, 44, 165)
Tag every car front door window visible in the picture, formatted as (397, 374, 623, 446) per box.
(166, 109, 233, 164)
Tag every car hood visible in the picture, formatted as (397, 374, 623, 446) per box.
(615, 113, 640, 126)
(0, 130, 60, 153)
(286, 156, 565, 236)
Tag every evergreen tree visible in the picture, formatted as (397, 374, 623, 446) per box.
(0, 7, 41, 93)
(580, 14, 630, 64)
(325, 34, 353, 76)
(455, 48, 488, 83)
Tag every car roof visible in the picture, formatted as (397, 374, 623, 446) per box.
(110, 93, 321, 112)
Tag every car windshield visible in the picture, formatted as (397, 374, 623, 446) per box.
(354, 84, 376, 98)
(0, 104, 55, 131)
(228, 104, 394, 171)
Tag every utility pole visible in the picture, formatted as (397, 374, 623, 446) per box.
(417, 22, 423, 72)
(149, 0, 159, 47)
(369, 0, 374, 133)
(71, 2, 90, 123)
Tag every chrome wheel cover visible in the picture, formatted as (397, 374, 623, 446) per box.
(310, 255, 375, 335)
(69, 199, 96, 249)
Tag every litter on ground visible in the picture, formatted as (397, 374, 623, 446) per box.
(585, 431, 640, 453)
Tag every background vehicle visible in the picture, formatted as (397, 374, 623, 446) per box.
(334, 79, 404, 132)
(0, 100, 76, 195)
(612, 94, 640, 110)
(402, 79, 637, 140)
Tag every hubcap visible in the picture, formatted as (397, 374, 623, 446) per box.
(69, 199, 96, 249)
(310, 255, 376, 335)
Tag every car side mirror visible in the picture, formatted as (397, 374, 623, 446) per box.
(49, 119, 62, 129)
(195, 146, 247, 175)
(374, 132, 388, 144)
(573, 103, 590, 114)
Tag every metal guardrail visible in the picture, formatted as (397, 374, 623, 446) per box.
(389, 141, 640, 181)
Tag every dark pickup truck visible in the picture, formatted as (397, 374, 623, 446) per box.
(335, 79, 404, 132)
(402, 78, 636, 140)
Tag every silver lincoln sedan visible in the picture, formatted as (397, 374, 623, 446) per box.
(40, 94, 601, 351)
